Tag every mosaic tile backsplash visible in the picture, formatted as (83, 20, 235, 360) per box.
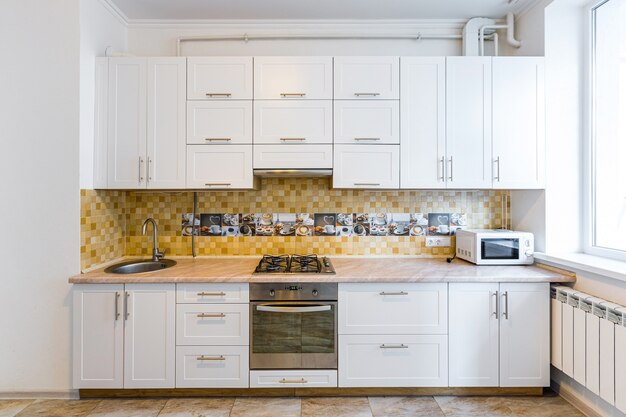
(81, 178, 510, 271)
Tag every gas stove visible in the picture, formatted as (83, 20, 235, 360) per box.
(253, 254, 336, 274)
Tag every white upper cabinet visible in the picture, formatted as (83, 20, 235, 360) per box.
(253, 144, 333, 169)
(254, 56, 333, 99)
(334, 101, 399, 144)
(187, 101, 252, 145)
(107, 58, 147, 189)
(187, 57, 253, 100)
(446, 57, 493, 189)
(333, 145, 400, 189)
(400, 57, 446, 189)
(334, 56, 399, 99)
(254, 101, 333, 144)
(492, 57, 545, 189)
(187, 145, 254, 189)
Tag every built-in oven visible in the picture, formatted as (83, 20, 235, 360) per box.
(250, 283, 337, 369)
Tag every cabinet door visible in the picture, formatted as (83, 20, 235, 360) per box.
(93, 58, 108, 189)
(446, 57, 492, 189)
(146, 57, 186, 189)
(333, 145, 399, 189)
(253, 101, 333, 144)
(124, 284, 175, 388)
(73, 284, 124, 389)
(499, 283, 550, 387)
(253, 144, 333, 169)
(186, 145, 253, 189)
(254, 56, 333, 99)
(187, 101, 252, 145)
(449, 283, 499, 387)
(492, 57, 545, 189)
(334, 56, 399, 99)
(187, 57, 253, 100)
(339, 335, 448, 387)
(334, 101, 399, 144)
(176, 346, 249, 388)
(176, 304, 249, 346)
(107, 58, 147, 189)
(400, 57, 446, 189)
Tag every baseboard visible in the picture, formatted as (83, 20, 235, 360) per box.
(0, 390, 79, 400)
(551, 381, 603, 417)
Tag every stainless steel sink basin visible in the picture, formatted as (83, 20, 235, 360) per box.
(104, 259, 177, 274)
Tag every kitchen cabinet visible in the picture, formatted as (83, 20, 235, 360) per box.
(334, 56, 399, 99)
(334, 101, 400, 144)
(253, 100, 333, 144)
(445, 57, 492, 189)
(492, 57, 545, 189)
(176, 303, 249, 346)
(254, 56, 333, 99)
(449, 282, 550, 387)
(107, 57, 186, 189)
(333, 145, 400, 189)
(187, 57, 253, 100)
(177, 283, 250, 304)
(400, 57, 446, 189)
(176, 346, 249, 388)
(250, 370, 338, 388)
(186, 101, 252, 145)
(186, 145, 254, 189)
(253, 144, 333, 170)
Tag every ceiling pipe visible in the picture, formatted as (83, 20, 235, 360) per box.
(505, 12, 522, 48)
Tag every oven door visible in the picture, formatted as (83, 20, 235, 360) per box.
(250, 301, 337, 369)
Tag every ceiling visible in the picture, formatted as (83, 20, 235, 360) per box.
(107, 0, 532, 21)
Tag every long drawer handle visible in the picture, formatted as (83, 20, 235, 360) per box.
(354, 138, 381, 141)
(280, 93, 306, 97)
(197, 313, 226, 318)
(124, 292, 130, 320)
(114, 292, 120, 320)
(492, 291, 499, 318)
(205, 138, 232, 142)
(197, 291, 226, 296)
(197, 355, 226, 361)
(354, 183, 380, 186)
(379, 291, 408, 296)
(380, 344, 409, 349)
(280, 137, 306, 141)
(205, 93, 232, 97)
(502, 291, 509, 320)
(204, 183, 231, 187)
(279, 378, 308, 383)
(354, 92, 381, 96)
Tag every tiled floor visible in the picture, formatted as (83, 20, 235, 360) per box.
(0, 394, 584, 417)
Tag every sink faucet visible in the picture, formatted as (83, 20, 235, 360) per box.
(142, 217, 165, 262)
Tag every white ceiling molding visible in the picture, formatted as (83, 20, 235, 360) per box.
(509, 0, 554, 19)
(98, 0, 129, 26)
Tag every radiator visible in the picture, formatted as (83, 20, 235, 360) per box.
(551, 285, 626, 412)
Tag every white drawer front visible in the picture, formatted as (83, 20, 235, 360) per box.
(186, 145, 253, 189)
(177, 304, 249, 346)
(187, 101, 252, 144)
(177, 283, 249, 304)
(254, 56, 333, 99)
(253, 145, 333, 169)
(334, 101, 400, 144)
(187, 57, 253, 100)
(254, 101, 333, 144)
(339, 335, 448, 387)
(249, 370, 337, 388)
(334, 56, 400, 99)
(333, 145, 400, 189)
(176, 346, 249, 388)
(339, 283, 447, 334)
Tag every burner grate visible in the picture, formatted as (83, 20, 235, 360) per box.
(254, 254, 335, 274)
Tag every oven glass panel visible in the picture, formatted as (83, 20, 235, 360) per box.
(481, 238, 520, 260)
(252, 305, 335, 354)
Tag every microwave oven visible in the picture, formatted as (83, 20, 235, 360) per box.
(455, 229, 534, 265)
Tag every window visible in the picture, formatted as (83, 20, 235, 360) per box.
(588, 0, 626, 259)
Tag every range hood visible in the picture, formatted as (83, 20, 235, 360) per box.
(253, 169, 333, 178)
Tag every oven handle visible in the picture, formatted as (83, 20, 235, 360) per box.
(256, 303, 332, 313)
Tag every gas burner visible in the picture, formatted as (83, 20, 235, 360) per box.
(255, 254, 290, 273)
(291, 254, 320, 273)
(253, 254, 335, 274)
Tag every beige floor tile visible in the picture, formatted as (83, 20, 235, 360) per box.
(230, 397, 300, 417)
(158, 398, 234, 417)
(87, 399, 166, 417)
(501, 396, 585, 417)
(15, 399, 100, 417)
(0, 400, 34, 417)
(301, 397, 373, 417)
(434, 396, 513, 417)
(369, 396, 445, 417)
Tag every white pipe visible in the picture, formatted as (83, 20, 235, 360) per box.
(493, 32, 499, 56)
(176, 32, 462, 56)
(479, 25, 507, 56)
(506, 12, 522, 48)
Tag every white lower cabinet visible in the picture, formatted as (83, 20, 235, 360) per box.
(176, 304, 249, 346)
(176, 346, 249, 388)
(339, 335, 448, 387)
(333, 145, 400, 189)
(250, 370, 338, 388)
(186, 145, 254, 189)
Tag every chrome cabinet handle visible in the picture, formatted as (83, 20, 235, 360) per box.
(354, 183, 380, 186)
(354, 93, 381, 97)
(124, 292, 129, 320)
(380, 344, 409, 349)
(439, 156, 445, 181)
(197, 291, 226, 296)
(354, 138, 381, 141)
(205, 93, 231, 97)
(280, 93, 306, 97)
(138, 157, 144, 183)
(197, 355, 226, 361)
(114, 292, 120, 320)
(502, 291, 509, 320)
(204, 183, 231, 187)
(280, 138, 306, 141)
(147, 158, 152, 182)
(492, 291, 499, 318)
(448, 156, 453, 181)
(379, 291, 408, 296)
(494, 156, 501, 181)
(197, 313, 226, 318)
(205, 138, 232, 142)
(279, 378, 308, 383)
(257, 304, 332, 313)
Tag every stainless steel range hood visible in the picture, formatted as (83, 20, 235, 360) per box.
(253, 169, 333, 178)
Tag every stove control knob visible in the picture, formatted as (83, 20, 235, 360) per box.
(269, 289, 275, 297)
(312, 289, 319, 296)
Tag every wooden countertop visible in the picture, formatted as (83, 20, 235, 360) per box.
(69, 257, 575, 284)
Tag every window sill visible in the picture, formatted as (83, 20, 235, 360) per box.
(535, 252, 626, 283)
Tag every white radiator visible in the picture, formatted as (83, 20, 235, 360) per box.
(551, 285, 626, 412)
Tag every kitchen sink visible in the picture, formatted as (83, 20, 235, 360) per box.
(104, 259, 177, 274)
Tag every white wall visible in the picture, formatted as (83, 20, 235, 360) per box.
(0, 0, 80, 394)
(80, 0, 127, 189)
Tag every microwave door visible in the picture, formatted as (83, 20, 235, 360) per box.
(481, 238, 520, 260)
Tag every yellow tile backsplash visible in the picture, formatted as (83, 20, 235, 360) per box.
(81, 178, 510, 271)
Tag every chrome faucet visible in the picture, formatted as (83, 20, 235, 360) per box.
(142, 217, 165, 262)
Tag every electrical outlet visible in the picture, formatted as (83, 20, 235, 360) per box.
(425, 236, 451, 247)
